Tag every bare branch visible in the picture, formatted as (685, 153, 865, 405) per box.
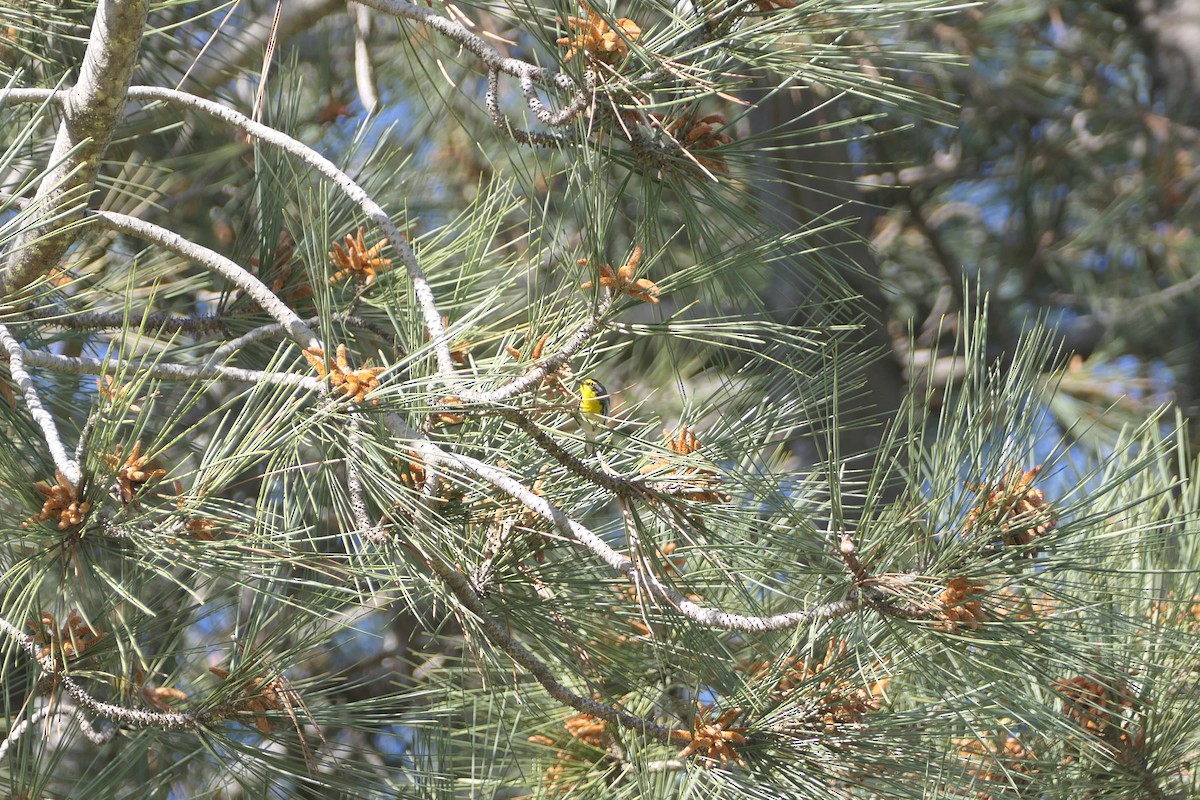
(356, 0, 577, 93)
(486, 69, 580, 147)
(0, 323, 81, 486)
(0, 705, 119, 762)
(14, 345, 321, 390)
(1, 708, 68, 762)
(18, 308, 230, 335)
(350, 2, 381, 112)
(346, 409, 387, 543)
(519, 72, 591, 127)
(88, 209, 322, 351)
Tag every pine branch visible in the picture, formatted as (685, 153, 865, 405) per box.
(4, 86, 456, 375)
(14, 345, 321, 389)
(0, 0, 150, 301)
(385, 411, 862, 634)
(0, 323, 81, 486)
(356, 0, 578, 92)
(0, 615, 204, 731)
(90, 209, 321, 351)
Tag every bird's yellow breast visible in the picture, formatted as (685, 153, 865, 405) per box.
(579, 379, 609, 417)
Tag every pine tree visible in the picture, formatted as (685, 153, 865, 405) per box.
(1, 1, 1197, 798)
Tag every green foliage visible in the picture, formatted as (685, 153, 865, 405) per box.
(0, 0, 1198, 798)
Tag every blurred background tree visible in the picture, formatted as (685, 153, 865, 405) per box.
(1, 0, 1198, 798)
(862, 1, 1200, 437)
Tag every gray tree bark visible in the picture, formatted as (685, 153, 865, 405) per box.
(1116, 0, 1200, 127)
(749, 86, 908, 486)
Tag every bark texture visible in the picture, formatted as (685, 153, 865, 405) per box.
(1, 0, 151, 301)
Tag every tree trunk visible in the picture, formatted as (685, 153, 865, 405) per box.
(749, 86, 907, 489)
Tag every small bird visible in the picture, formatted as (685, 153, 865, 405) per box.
(578, 378, 611, 463)
(578, 378, 610, 419)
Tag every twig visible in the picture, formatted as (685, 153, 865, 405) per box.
(13, 345, 322, 390)
(836, 531, 869, 584)
(345, 409, 387, 543)
(88, 209, 321, 351)
(72, 706, 120, 744)
(835, 530, 940, 622)
(0, 705, 122, 758)
(17, 308, 230, 335)
(0, 707, 55, 762)
(383, 411, 860, 633)
(519, 73, 589, 128)
(505, 412, 648, 496)
(0, 324, 81, 486)
(4, 86, 455, 376)
(458, 290, 618, 406)
(486, 69, 578, 147)
(355, 0, 576, 93)
(0, 616, 204, 731)
(212, 313, 400, 362)
(349, 2, 381, 112)
(124, 86, 453, 375)
(511, 414, 739, 504)
(625, 757, 686, 774)
(902, 191, 966, 313)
